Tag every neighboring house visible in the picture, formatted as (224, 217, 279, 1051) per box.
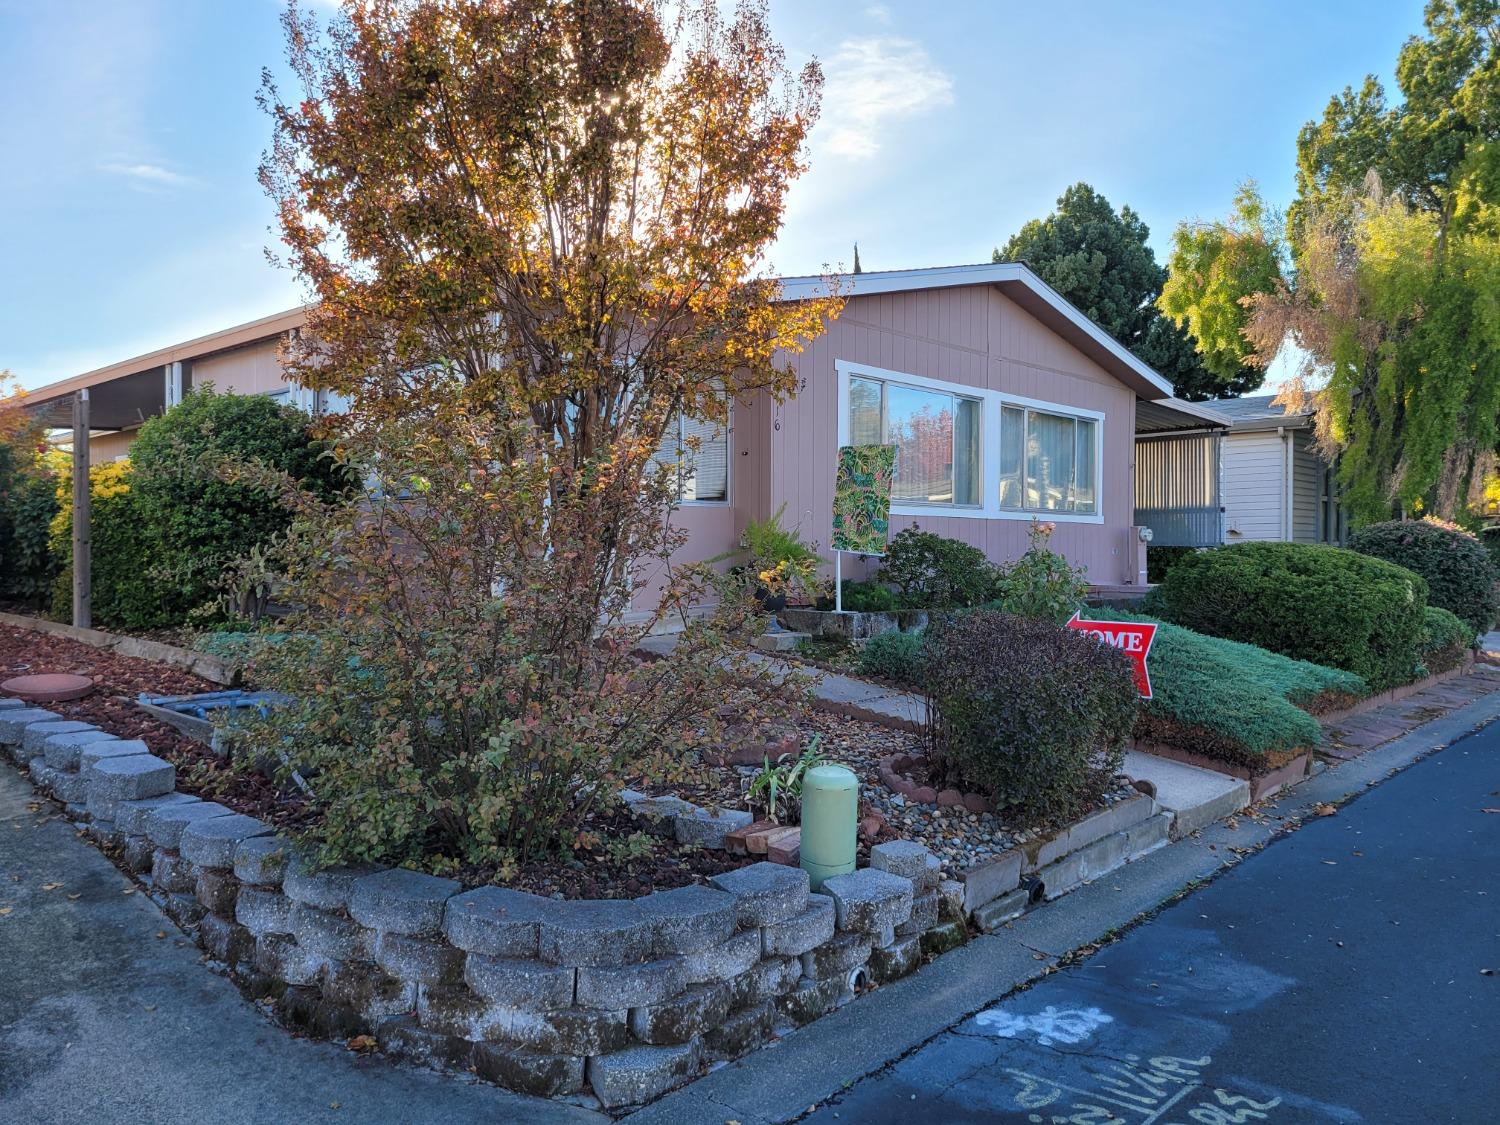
(23, 262, 1218, 595)
(1214, 394, 1346, 545)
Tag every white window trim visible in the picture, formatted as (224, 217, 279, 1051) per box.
(835, 359, 1105, 525)
(670, 399, 732, 507)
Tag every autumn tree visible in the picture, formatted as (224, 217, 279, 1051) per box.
(996, 183, 1238, 399)
(243, 0, 835, 866)
(0, 375, 60, 607)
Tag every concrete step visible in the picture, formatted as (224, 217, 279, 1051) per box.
(1123, 750, 1249, 839)
(751, 631, 811, 653)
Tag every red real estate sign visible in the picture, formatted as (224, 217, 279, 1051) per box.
(1065, 613, 1158, 699)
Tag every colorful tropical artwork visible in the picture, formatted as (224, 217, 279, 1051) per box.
(832, 443, 897, 555)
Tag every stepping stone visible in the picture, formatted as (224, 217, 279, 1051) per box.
(1123, 751, 1249, 838)
(0, 673, 94, 703)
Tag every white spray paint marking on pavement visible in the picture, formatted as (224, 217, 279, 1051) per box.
(973, 1004, 1114, 1046)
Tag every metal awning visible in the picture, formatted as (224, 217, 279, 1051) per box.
(1135, 397, 1232, 435)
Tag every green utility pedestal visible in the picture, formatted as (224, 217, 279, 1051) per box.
(800, 764, 858, 890)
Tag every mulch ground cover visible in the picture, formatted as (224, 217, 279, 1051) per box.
(0, 625, 310, 829)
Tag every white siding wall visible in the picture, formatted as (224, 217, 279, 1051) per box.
(1291, 431, 1323, 543)
(1222, 430, 1288, 542)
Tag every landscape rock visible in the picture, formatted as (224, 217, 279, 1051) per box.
(443, 886, 548, 959)
(179, 813, 273, 870)
(349, 868, 460, 936)
(710, 862, 810, 927)
(822, 868, 914, 933)
(587, 1041, 701, 1109)
(761, 894, 836, 957)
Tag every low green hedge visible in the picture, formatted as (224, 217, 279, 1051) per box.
(855, 629, 925, 684)
(1087, 609, 1368, 772)
(1419, 605, 1473, 675)
(1348, 519, 1497, 634)
(1147, 541, 1429, 692)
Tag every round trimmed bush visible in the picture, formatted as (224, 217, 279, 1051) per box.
(879, 528, 1000, 609)
(1348, 518, 1496, 634)
(1149, 542, 1429, 692)
(1419, 605, 1472, 675)
(921, 610, 1138, 826)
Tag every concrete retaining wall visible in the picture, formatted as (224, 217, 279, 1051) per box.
(0, 698, 961, 1112)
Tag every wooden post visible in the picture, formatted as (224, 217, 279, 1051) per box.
(72, 388, 91, 629)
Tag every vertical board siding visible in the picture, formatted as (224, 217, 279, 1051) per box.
(1134, 433, 1222, 547)
(1291, 431, 1324, 543)
(755, 286, 1139, 584)
(189, 339, 289, 396)
(1222, 430, 1288, 541)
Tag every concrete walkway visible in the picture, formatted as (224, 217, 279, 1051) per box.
(0, 769, 602, 1125)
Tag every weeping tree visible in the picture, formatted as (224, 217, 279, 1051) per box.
(242, 0, 837, 869)
(1160, 0, 1500, 524)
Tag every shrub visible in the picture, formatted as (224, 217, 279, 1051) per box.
(1146, 545, 1197, 585)
(1348, 518, 1497, 634)
(1149, 542, 1429, 691)
(839, 580, 895, 612)
(0, 442, 60, 607)
(128, 387, 352, 620)
(49, 461, 176, 630)
(880, 527, 1000, 609)
(990, 520, 1088, 622)
(922, 610, 1138, 826)
(1086, 608, 1367, 770)
(856, 629, 925, 685)
(1419, 605, 1473, 675)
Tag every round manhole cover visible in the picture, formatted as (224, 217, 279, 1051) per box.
(1, 673, 95, 702)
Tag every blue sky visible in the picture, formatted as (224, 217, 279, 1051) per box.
(1, 0, 1423, 391)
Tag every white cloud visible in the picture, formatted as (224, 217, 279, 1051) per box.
(818, 36, 954, 160)
(863, 4, 892, 24)
(101, 162, 198, 189)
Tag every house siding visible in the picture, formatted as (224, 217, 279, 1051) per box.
(762, 286, 1139, 585)
(1222, 429, 1287, 542)
(188, 339, 289, 397)
(1292, 430, 1325, 543)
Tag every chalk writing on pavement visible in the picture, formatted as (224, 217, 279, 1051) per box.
(1006, 1053, 1285, 1125)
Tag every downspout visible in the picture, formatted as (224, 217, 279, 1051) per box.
(1279, 426, 1293, 541)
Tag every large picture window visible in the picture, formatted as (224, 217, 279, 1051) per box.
(1001, 406, 1097, 514)
(838, 361, 1103, 523)
(655, 410, 729, 503)
(848, 375, 981, 507)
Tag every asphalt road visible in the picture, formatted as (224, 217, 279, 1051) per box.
(804, 725, 1500, 1125)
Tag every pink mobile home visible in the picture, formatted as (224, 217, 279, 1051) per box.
(21, 263, 1222, 605)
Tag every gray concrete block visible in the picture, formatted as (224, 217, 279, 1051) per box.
(375, 931, 464, 986)
(195, 867, 241, 918)
(575, 956, 684, 1009)
(442, 886, 548, 959)
(78, 739, 151, 772)
(85, 754, 174, 820)
(471, 1044, 584, 1097)
(237, 886, 295, 936)
(179, 813, 273, 869)
(151, 848, 197, 894)
(867, 934, 922, 984)
(282, 860, 377, 912)
(254, 932, 323, 985)
(869, 840, 932, 881)
(376, 1015, 472, 1072)
(729, 954, 800, 1008)
(323, 959, 416, 1024)
(973, 886, 1031, 932)
(636, 884, 735, 956)
(799, 932, 873, 980)
(22, 720, 95, 758)
(116, 791, 199, 837)
(821, 868, 914, 933)
(122, 834, 155, 873)
(587, 1040, 701, 1109)
(464, 953, 576, 1008)
(673, 806, 753, 849)
(679, 928, 761, 984)
(289, 901, 375, 961)
(959, 848, 1022, 913)
(0, 696, 24, 709)
(760, 894, 835, 957)
(483, 1006, 630, 1057)
(703, 1000, 772, 1058)
(233, 835, 291, 887)
(349, 868, 460, 937)
(1124, 751, 1251, 838)
(27, 757, 87, 804)
(776, 975, 844, 1026)
(414, 984, 489, 1040)
(0, 708, 62, 746)
(937, 878, 966, 922)
(629, 981, 731, 1046)
(41, 729, 118, 771)
(198, 913, 256, 967)
(709, 862, 810, 927)
(895, 889, 939, 937)
(1037, 811, 1172, 900)
(1029, 792, 1158, 871)
(535, 899, 655, 967)
(629, 794, 699, 836)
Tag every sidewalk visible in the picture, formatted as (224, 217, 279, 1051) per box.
(0, 769, 601, 1125)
